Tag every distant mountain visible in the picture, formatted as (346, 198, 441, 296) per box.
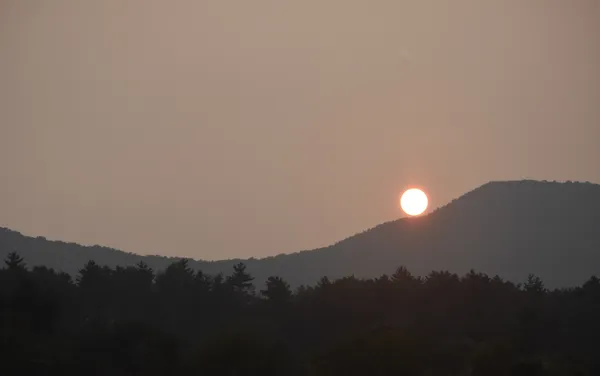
(1, 180, 599, 288)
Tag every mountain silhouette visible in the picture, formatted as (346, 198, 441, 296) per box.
(1, 180, 599, 288)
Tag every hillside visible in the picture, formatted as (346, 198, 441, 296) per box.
(1, 180, 599, 288)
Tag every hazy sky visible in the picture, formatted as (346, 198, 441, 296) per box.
(1, 1, 599, 260)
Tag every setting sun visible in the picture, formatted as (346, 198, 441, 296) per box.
(400, 188, 428, 216)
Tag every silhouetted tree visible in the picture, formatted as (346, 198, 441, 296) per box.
(155, 259, 194, 292)
(4, 251, 26, 271)
(524, 274, 545, 295)
(391, 265, 413, 284)
(194, 269, 212, 294)
(135, 261, 155, 285)
(316, 276, 331, 289)
(261, 276, 292, 304)
(227, 262, 255, 296)
(77, 260, 111, 289)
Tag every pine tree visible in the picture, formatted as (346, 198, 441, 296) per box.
(391, 266, 413, 284)
(4, 251, 26, 271)
(261, 276, 292, 304)
(226, 262, 255, 295)
(523, 274, 545, 295)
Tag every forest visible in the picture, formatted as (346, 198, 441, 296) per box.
(1, 251, 599, 375)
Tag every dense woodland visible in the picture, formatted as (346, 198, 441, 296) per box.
(1, 251, 599, 375)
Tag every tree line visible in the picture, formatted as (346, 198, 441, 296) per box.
(1, 250, 599, 375)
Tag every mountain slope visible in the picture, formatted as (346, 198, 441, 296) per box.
(1, 180, 599, 288)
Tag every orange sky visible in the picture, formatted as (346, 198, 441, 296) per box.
(1, 0, 599, 259)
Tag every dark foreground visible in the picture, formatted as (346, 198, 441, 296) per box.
(1, 252, 598, 375)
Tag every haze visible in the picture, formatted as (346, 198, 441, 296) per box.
(1, 1, 599, 260)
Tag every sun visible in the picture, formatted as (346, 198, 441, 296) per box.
(400, 188, 428, 216)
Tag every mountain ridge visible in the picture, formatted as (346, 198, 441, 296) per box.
(1, 180, 599, 288)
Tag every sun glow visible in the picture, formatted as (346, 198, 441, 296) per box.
(400, 188, 428, 216)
